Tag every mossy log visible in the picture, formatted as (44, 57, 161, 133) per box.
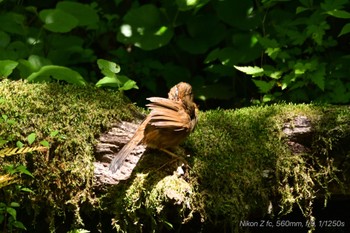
(0, 80, 349, 232)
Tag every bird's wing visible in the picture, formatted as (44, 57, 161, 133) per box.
(146, 97, 191, 131)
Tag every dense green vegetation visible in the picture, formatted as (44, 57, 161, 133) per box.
(1, 0, 349, 108)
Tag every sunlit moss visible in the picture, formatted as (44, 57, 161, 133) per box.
(1, 79, 348, 232)
(0, 79, 137, 230)
(112, 103, 347, 232)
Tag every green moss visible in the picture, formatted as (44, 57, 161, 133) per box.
(1, 80, 348, 232)
(111, 103, 348, 232)
(187, 106, 293, 224)
(186, 104, 347, 229)
(0, 79, 137, 230)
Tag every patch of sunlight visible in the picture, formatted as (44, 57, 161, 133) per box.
(27, 37, 41, 45)
(294, 69, 305, 75)
(45, 15, 54, 24)
(198, 95, 206, 101)
(186, 0, 198, 6)
(121, 24, 132, 37)
(250, 35, 258, 47)
(221, 59, 230, 65)
(154, 26, 168, 36)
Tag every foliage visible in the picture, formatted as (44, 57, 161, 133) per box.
(0, 1, 137, 90)
(235, 0, 350, 104)
(96, 59, 138, 90)
(0, 0, 348, 107)
(0, 164, 34, 232)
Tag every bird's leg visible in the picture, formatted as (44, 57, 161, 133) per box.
(160, 148, 187, 163)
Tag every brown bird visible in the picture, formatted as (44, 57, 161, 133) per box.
(109, 82, 198, 173)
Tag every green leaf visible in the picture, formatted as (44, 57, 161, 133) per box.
(10, 202, 20, 208)
(20, 187, 34, 193)
(252, 80, 276, 93)
(39, 9, 78, 33)
(234, 65, 264, 76)
(0, 138, 8, 146)
(338, 23, 350, 36)
(6, 119, 16, 125)
(40, 140, 49, 147)
(6, 207, 16, 220)
(262, 94, 274, 102)
(96, 76, 120, 88)
(0, 202, 7, 208)
(320, 0, 348, 11)
(306, 22, 329, 45)
(162, 219, 174, 229)
(0, 60, 18, 77)
(296, 6, 309, 14)
(50, 130, 59, 137)
(0, 13, 26, 35)
(12, 220, 27, 230)
(16, 141, 24, 148)
(310, 64, 326, 91)
(97, 59, 120, 77)
(257, 36, 279, 48)
(4, 165, 15, 174)
(263, 65, 282, 79)
(299, 0, 313, 8)
(96, 75, 138, 90)
(328, 79, 350, 103)
(2, 114, 8, 121)
(117, 4, 174, 50)
(204, 48, 221, 63)
(5, 41, 29, 60)
(326, 10, 350, 18)
(16, 166, 34, 178)
(57, 2, 99, 29)
(0, 31, 10, 47)
(27, 133, 36, 145)
(27, 65, 86, 86)
(257, 35, 282, 59)
(119, 79, 138, 91)
(18, 55, 51, 78)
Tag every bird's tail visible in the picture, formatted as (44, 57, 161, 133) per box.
(109, 121, 146, 173)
